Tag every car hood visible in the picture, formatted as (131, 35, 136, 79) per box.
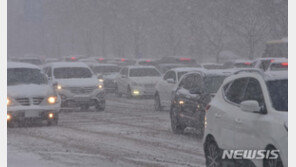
(103, 73, 118, 80)
(130, 77, 161, 84)
(8, 84, 55, 98)
(54, 78, 98, 87)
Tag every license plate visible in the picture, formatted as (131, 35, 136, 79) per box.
(25, 110, 40, 118)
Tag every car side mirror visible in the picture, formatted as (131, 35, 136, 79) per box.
(166, 78, 175, 84)
(189, 87, 203, 95)
(240, 100, 261, 113)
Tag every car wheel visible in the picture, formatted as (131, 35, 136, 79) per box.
(95, 101, 105, 112)
(127, 86, 132, 99)
(263, 146, 283, 167)
(204, 140, 222, 167)
(170, 106, 185, 134)
(154, 93, 162, 111)
(80, 105, 89, 111)
(115, 84, 122, 97)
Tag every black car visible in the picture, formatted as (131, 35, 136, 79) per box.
(170, 70, 231, 136)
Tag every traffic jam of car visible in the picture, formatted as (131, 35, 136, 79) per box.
(7, 51, 288, 167)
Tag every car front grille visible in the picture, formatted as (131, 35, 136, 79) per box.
(68, 87, 96, 94)
(104, 79, 116, 88)
(16, 98, 30, 106)
(15, 97, 45, 106)
(144, 83, 155, 88)
(33, 97, 44, 105)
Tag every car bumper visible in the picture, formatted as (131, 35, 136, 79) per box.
(58, 89, 105, 104)
(7, 105, 60, 121)
(130, 86, 156, 97)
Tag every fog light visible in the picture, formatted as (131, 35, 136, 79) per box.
(48, 113, 54, 119)
(48, 96, 57, 104)
(98, 84, 103, 89)
(7, 114, 12, 121)
(57, 84, 62, 90)
(132, 90, 140, 96)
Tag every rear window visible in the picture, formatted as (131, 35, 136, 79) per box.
(204, 75, 227, 93)
(269, 63, 288, 71)
(54, 67, 92, 79)
(129, 68, 161, 77)
(19, 59, 42, 65)
(91, 66, 120, 74)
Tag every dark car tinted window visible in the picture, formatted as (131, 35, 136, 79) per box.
(267, 79, 288, 111)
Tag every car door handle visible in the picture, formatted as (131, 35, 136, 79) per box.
(215, 113, 222, 118)
(235, 118, 242, 124)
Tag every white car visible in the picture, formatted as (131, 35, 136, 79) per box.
(203, 71, 287, 167)
(7, 62, 61, 127)
(266, 59, 288, 72)
(154, 67, 202, 111)
(42, 62, 105, 111)
(253, 57, 284, 71)
(115, 66, 161, 98)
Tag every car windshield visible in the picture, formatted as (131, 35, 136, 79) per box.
(8, 68, 48, 85)
(54, 67, 92, 79)
(19, 59, 42, 65)
(234, 63, 253, 68)
(91, 66, 120, 74)
(204, 75, 227, 93)
(270, 63, 288, 71)
(177, 71, 188, 80)
(266, 79, 288, 111)
(129, 68, 161, 77)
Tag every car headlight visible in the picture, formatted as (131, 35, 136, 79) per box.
(98, 84, 103, 89)
(98, 79, 104, 83)
(7, 98, 11, 106)
(57, 84, 62, 90)
(47, 96, 57, 104)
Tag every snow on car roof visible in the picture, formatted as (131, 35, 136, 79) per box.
(49, 62, 90, 68)
(8, 62, 40, 69)
(270, 58, 288, 63)
(128, 65, 157, 69)
(171, 67, 203, 72)
(89, 63, 118, 67)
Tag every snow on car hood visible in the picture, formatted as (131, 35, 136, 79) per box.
(103, 73, 118, 80)
(54, 77, 98, 87)
(130, 77, 161, 84)
(8, 84, 55, 98)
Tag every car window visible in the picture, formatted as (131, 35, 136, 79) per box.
(242, 78, 265, 107)
(163, 71, 176, 82)
(121, 68, 128, 76)
(225, 78, 249, 104)
(53, 67, 93, 79)
(179, 74, 194, 90)
(191, 74, 203, 89)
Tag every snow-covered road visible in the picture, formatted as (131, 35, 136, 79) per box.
(8, 95, 206, 167)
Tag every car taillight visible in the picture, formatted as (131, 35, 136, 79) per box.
(98, 58, 104, 61)
(205, 104, 211, 112)
(281, 62, 288, 66)
(180, 57, 191, 61)
(71, 57, 76, 60)
(270, 59, 275, 63)
(145, 60, 151, 62)
(121, 58, 126, 62)
(244, 62, 251, 65)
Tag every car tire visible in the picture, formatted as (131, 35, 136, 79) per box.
(170, 106, 185, 134)
(204, 139, 222, 167)
(115, 85, 122, 97)
(127, 86, 132, 99)
(154, 93, 162, 111)
(95, 101, 105, 112)
(80, 105, 89, 111)
(263, 146, 283, 167)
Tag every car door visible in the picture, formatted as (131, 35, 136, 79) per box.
(159, 71, 177, 106)
(234, 77, 267, 150)
(117, 68, 127, 93)
(217, 77, 249, 149)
